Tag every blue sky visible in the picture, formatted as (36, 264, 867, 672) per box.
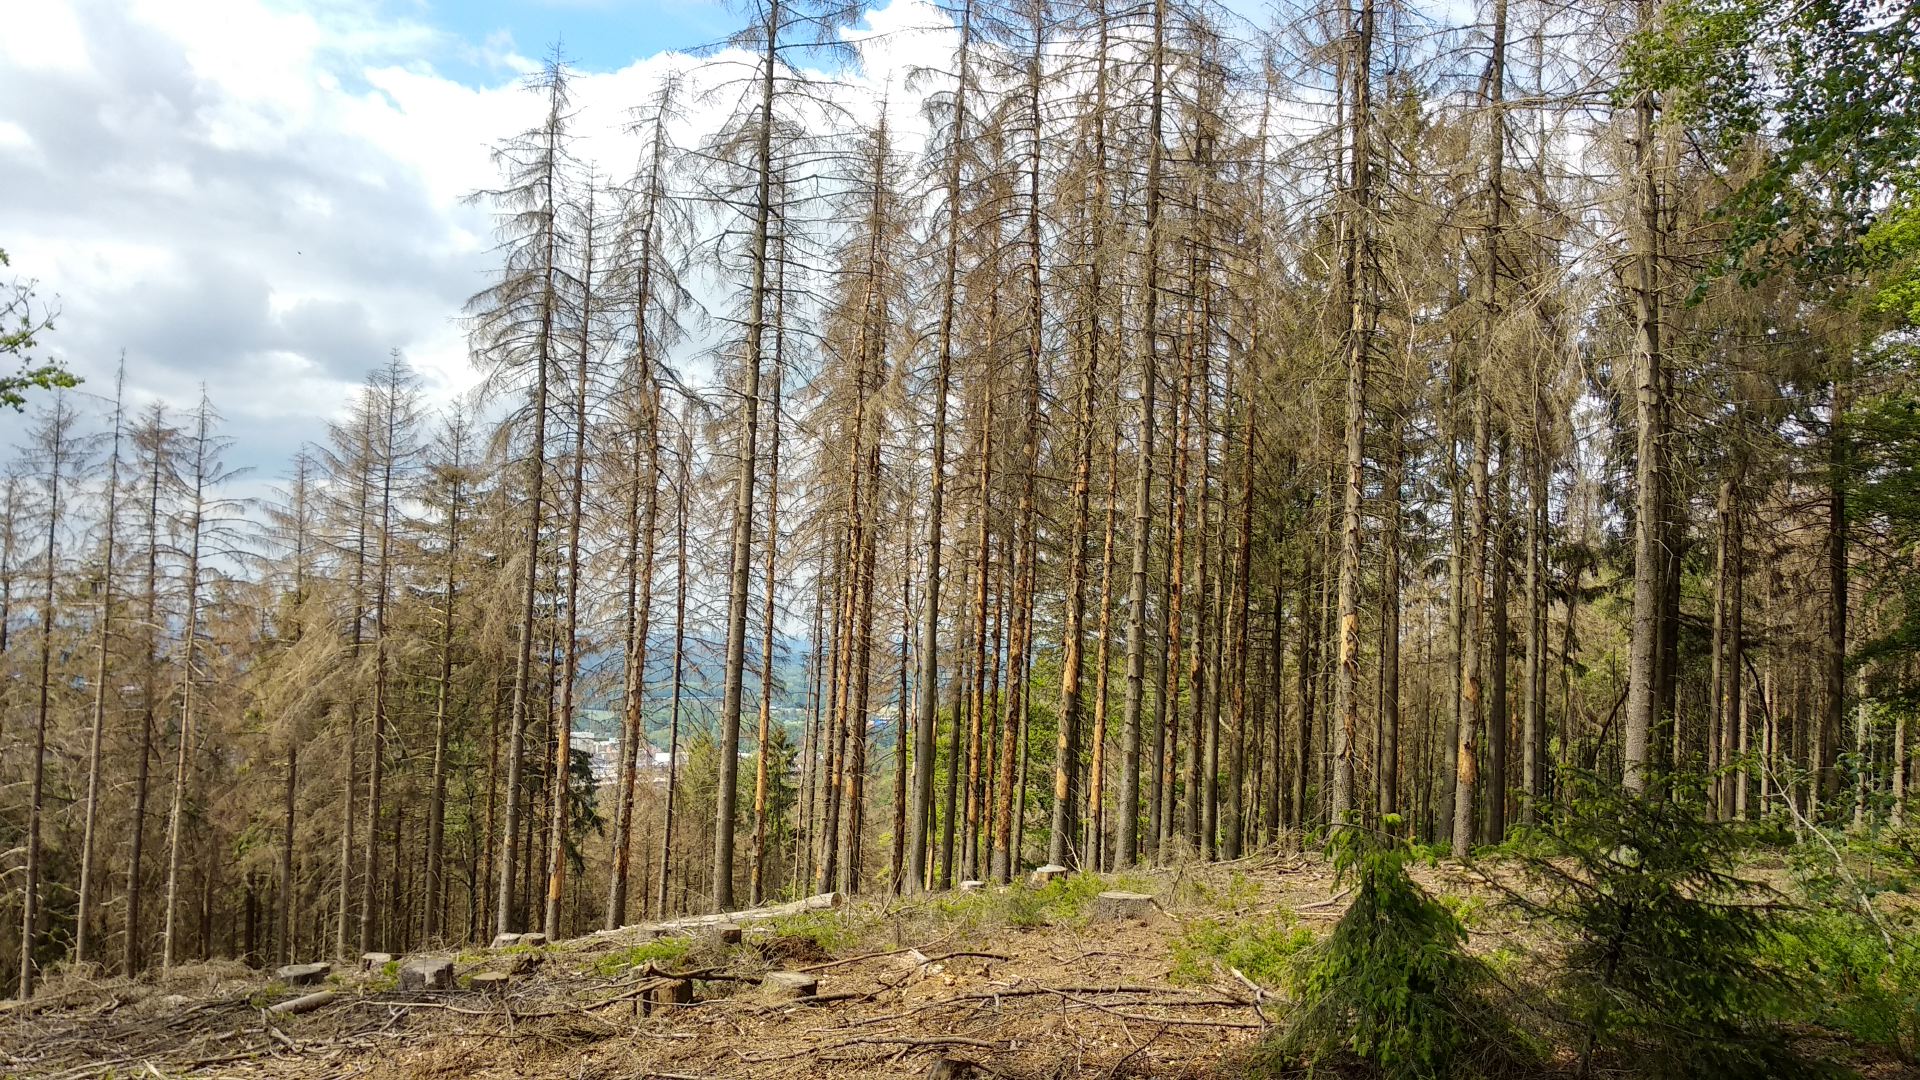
(419, 0, 740, 80)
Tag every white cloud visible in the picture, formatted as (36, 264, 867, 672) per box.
(1, 1, 92, 74)
(0, 0, 950, 481)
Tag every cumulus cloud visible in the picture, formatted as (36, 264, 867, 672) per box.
(0, 0, 956, 477)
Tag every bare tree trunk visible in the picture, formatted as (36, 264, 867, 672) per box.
(542, 200, 598, 938)
(750, 337, 784, 905)
(962, 401, 994, 882)
(1379, 421, 1403, 821)
(162, 400, 213, 969)
(419, 420, 467, 939)
(1454, 393, 1490, 857)
(1047, 0, 1094, 866)
(1086, 437, 1120, 870)
(1330, 0, 1375, 828)
(364, 361, 409, 953)
(1292, 561, 1313, 835)
(658, 427, 691, 916)
(1621, 0, 1666, 797)
(892, 551, 913, 891)
(1223, 385, 1255, 857)
(495, 78, 564, 934)
(75, 372, 126, 968)
(1521, 438, 1548, 823)
(713, 1, 782, 912)
(1487, 456, 1512, 843)
(279, 748, 297, 962)
(125, 431, 165, 974)
(1119, 0, 1169, 868)
(19, 395, 73, 997)
(907, 0, 976, 893)
(1823, 375, 1849, 815)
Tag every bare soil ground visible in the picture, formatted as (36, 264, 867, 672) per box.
(2, 853, 1912, 1079)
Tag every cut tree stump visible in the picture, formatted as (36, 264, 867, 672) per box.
(268, 990, 336, 1015)
(360, 951, 394, 972)
(398, 958, 453, 992)
(1029, 864, 1069, 886)
(710, 922, 743, 945)
(760, 971, 819, 1002)
(276, 963, 330, 987)
(489, 933, 523, 949)
(518, 932, 549, 948)
(644, 977, 694, 1014)
(1091, 891, 1157, 922)
(958, 881, 986, 892)
(469, 972, 511, 993)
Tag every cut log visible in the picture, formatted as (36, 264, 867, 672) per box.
(469, 972, 511, 993)
(760, 971, 819, 1002)
(276, 963, 330, 987)
(584, 892, 842, 941)
(268, 990, 336, 1015)
(1029, 864, 1069, 886)
(649, 892, 840, 937)
(1091, 891, 1157, 922)
(398, 958, 454, 992)
(360, 951, 395, 972)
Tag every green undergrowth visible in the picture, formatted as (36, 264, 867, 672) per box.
(747, 871, 1168, 958)
(763, 908, 869, 954)
(1771, 909, 1920, 1060)
(591, 935, 694, 977)
(1435, 892, 1489, 930)
(1503, 774, 1836, 1079)
(910, 871, 1157, 939)
(1170, 913, 1316, 990)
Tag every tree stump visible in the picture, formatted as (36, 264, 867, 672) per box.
(710, 922, 743, 945)
(276, 963, 330, 987)
(958, 880, 986, 892)
(519, 932, 549, 948)
(489, 932, 523, 949)
(644, 977, 694, 1014)
(760, 971, 819, 1002)
(360, 951, 395, 972)
(1029, 864, 1070, 886)
(398, 958, 454, 992)
(469, 972, 511, 993)
(1091, 891, 1157, 922)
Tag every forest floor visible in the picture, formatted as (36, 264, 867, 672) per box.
(2, 851, 1915, 1079)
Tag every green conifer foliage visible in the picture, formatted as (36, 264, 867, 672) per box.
(1267, 817, 1532, 1079)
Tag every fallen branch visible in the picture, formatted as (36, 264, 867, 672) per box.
(1296, 886, 1353, 911)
